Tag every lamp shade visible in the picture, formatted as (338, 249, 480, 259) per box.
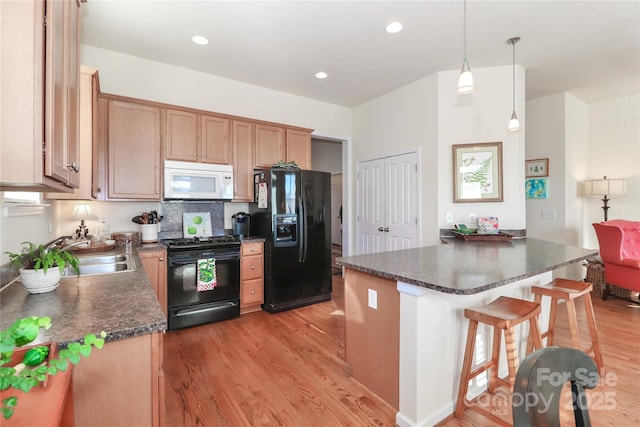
(73, 204, 98, 221)
(583, 177, 627, 197)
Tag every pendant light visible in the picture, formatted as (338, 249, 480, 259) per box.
(506, 36, 521, 132)
(456, 0, 475, 94)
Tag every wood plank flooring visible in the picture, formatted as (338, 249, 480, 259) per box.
(164, 276, 640, 426)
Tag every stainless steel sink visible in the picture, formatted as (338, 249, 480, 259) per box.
(63, 253, 135, 277)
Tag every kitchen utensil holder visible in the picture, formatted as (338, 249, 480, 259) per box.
(140, 224, 158, 243)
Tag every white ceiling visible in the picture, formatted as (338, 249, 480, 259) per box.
(80, 1, 640, 107)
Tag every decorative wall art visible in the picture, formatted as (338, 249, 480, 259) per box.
(525, 178, 549, 199)
(525, 158, 549, 177)
(453, 142, 503, 203)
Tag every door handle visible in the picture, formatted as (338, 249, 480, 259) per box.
(384, 227, 389, 232)
(378, 227, 384, 232)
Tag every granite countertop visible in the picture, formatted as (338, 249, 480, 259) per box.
(336, 237, 598, 295)
(0, 245, 167, 347)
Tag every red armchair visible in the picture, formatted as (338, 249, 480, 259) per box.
(592, 220, 640, 299)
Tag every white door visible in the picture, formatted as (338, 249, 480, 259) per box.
(330, 173, 343, 245)
(357, 152, 418, 255)
(385, 152, 418, 251)
(357, 158, 385, 254)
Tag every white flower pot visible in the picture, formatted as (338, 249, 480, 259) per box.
(19, 268, 62, 294)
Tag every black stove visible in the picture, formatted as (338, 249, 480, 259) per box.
(162, 235, 241, 251)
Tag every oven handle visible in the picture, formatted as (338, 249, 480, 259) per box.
(174, 301, 238, 317)
(169, 254, 240, 266)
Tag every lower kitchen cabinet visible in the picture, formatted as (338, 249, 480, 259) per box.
(240, 241, 264, 314)
(139, 248, 168, 317)
(72, 332, 164, 427)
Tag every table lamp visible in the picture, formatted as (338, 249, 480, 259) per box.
(73, 204, 98, 240)
(583, 176, 627, 221)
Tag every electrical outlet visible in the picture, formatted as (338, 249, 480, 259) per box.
(446, 213, 454, 223)
(468, 213, 477, 224)
(541, 210, 557, 219)
(368, 289, 378, 310)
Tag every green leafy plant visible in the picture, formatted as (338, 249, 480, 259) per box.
(0, 316, 106, 419)
(4, 242, 79, 275)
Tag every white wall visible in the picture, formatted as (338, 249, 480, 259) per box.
(353, 73, 439, 246)
(584, 93, 640, 247)
(437, 65, 526, 231)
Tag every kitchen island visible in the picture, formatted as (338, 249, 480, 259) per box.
(336, 237, 597, 427)
(0, 245, 166, 426)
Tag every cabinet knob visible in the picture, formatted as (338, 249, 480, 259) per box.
(251, 249, 256, 252)
(155, 191, 160, 194)
(193, 153, 197, 157)
(66, 162, 79, 173)
(202, 154, 207, 158)
(251, 290, 256, 294)
(159, 258, 164, 261)
(251, 266, 255, 270)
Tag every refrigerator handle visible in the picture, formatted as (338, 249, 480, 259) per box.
(301, 192, 309, 263)
(298, 195, 305, 263)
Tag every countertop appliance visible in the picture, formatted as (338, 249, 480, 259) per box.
(249, 168, 331, 313)
(164, 160, 233, 200)
(163, 235, 241, 330)
(232, 212, 250, 237)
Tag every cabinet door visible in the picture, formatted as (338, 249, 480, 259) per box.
(65, 0, 80, 188)
(139, 249, 167, 317)
(108, 100, 161, 199)
(286, 129, 312, 170)
(201, 114, 231, 164)
(232, 120, 255, 201)
(164, 109, 198, 161)
(254, 124, 285, 168)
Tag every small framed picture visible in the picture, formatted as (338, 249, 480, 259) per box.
(525, 158, 549, 177)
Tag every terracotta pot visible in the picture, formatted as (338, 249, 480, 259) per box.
(18, 268, 62, 294)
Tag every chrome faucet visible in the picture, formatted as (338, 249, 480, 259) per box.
(44, 238, 89, 253)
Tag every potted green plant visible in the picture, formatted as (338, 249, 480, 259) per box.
(4, 242, 80, 294)
(0, 316, 106, 419)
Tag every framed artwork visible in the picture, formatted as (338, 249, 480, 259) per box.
(525, 178, 549, 199)
(525, 158, 549, 177)
(452, 141, 503, 203)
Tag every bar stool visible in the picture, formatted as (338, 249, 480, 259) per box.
(527, 278, 604, 371)
(455, 296, 543, 422)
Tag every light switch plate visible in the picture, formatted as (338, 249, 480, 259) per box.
(368, 289, 377, 310)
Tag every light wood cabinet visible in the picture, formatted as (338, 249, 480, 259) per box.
(45, 66, 100, 200)
(108, 100, 162, 200)
(164, 109, 231, 165)
(254, 124, 286, 168)
(241, 241, 264, 314)
(254, 125, 312, 170)
(0, 0, 81, 192)
(73, 332, 164, 427)
(286, 128, 312, 170)
(139, 248, 168, 317)
(232, 120, 255, 202)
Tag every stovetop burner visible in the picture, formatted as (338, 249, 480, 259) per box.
(162, 235, 241, 250)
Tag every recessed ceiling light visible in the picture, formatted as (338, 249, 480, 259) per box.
(385, 22, 403, 34)
(192, 35, 209, 46)
(315, 72, 328, 79)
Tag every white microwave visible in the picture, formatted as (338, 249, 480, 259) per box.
(164, 160, 234, 200)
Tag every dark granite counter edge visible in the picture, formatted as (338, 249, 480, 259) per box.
(336, 251, 597, 295)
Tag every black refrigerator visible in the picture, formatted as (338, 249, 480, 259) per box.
(249, 168, 332, 313)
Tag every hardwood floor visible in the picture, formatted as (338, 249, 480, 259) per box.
(164, 276, 640, 426)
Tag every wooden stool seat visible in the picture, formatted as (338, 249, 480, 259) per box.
(528, 278, 604, 371)
(455, 296, 543, 425)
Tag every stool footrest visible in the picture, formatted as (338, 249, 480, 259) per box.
(468, 360, 497, 381)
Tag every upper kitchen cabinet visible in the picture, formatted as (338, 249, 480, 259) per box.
(285, 129, 312, 170)
(254, 124, 286, 169)
(1, 0, 82, 192)
(46, 66, 100, 200)
(232, 120, 255, 202)
(254, 125, 313, 170)
(165, 109, 231, 165)
(108, 100, 162, 200)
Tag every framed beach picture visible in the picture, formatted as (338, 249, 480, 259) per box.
(452, 142, 503, 203)
(525, 158, 549, 177)
(525, 178, 549, 199)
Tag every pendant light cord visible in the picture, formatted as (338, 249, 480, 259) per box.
(512, 39, 515, 110)
(463, 0, 467, 60)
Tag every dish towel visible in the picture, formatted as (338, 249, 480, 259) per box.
(197, 258, 217, 291)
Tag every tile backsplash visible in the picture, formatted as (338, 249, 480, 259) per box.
(159, 201, 225, 239)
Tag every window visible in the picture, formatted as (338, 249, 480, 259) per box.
(2, 192, 48, 217)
